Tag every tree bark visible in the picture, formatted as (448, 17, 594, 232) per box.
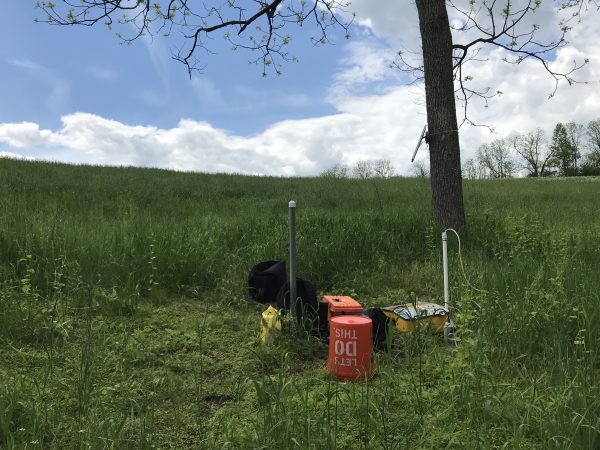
(415, 0, 466, 231)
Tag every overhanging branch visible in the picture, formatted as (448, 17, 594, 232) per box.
(36, 0, 353, 77)
(393, 0, 596, 128)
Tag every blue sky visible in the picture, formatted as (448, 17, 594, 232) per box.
(0, 1, 347, 134)
(1, 1, 599, 175)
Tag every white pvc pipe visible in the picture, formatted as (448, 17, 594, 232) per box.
(442, 230, 455, 345)
(442, 231, 449, 312)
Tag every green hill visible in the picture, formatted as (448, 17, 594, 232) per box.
(1, 158, 599, 448)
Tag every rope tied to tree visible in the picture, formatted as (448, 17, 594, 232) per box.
(425, 129, 459, 143)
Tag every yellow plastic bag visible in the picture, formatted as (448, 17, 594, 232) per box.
(260, 305, 282, 344)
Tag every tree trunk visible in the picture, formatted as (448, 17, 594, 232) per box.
(415, 0, 466, 231)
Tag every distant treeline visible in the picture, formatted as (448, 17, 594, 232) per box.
(463, 118, 600, 179)
(320, 159, 397, 179)
(319, 118, 600, 180)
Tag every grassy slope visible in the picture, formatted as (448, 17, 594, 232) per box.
(0, 158, 599, 449)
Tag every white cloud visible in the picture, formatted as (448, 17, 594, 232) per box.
(341, 1, 600, 159)
(1, 3, 598, 177)
(0, 103, 424, 176)
(141, 31, 172, 97)
(8, 58, 44, 71)
(0, 151, 34, 161)
(328, 39, 401, 103)
(345, 0, 420, 48)
(0, 122, 52, 148)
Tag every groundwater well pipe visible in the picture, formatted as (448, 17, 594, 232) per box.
(442, 230, 454, 345)
(289, 201, 297, 323)
(442, 230, 449, 312)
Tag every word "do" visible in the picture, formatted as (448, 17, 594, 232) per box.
(334, 340, 357, 357)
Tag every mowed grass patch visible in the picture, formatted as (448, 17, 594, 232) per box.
(1, 158, 599, 448)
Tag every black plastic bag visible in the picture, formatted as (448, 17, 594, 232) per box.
(248, 260, 286, 303)
(360, 308, 393, 351)
(276, 278, 320, 333)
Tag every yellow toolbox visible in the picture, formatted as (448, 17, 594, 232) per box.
(382, 302, 448, 334)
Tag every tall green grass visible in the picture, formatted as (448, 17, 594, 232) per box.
(1, 158, 599, 448)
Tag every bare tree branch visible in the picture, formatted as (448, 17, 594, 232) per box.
(36, 0, 353, 77)
(392, 0, 596, 128)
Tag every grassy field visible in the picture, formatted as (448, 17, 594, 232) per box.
(0, 158, 599, 449)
